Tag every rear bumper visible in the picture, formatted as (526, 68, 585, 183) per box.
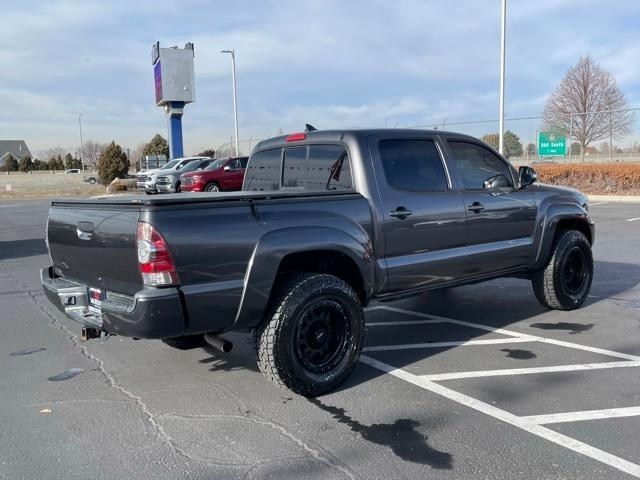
(40, 266, 186, 338)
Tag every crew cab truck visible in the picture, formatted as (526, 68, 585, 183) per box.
(41, 129, 594, 396)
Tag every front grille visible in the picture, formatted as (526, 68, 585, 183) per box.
(156, 177, 170, 184)
(137, 175, 148, 182)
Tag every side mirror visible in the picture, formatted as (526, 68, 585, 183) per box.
(223, 165, 231, 172)
(483, 174, 509, 190)
(518, 166, 537, 187)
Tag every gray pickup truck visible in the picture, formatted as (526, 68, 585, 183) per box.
(42, 129, 594, 396)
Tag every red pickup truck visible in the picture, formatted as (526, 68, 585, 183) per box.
(180, 156, 248, 192)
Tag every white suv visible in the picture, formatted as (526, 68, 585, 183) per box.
(137, 157, 208, 194)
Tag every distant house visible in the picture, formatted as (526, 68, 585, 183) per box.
(0, 140, 32, 168)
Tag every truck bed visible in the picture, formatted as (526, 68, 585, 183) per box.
(51, 189, 358, 207)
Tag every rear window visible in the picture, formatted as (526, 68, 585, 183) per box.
(243, 149, 282, 191)
(245, 145, 353, 192)
(283, 145, 352, 191)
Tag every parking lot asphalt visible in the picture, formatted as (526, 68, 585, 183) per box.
(1, 199, 639, 479)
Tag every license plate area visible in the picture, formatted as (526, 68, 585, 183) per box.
(88, 287, 106, 314)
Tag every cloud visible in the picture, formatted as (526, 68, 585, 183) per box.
(1, 0, 639, 152)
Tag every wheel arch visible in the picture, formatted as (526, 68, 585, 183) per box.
(232, 226, 375, 330)
(533, 204, 594, 269)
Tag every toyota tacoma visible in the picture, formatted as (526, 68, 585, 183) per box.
(41, 129, 594, 396)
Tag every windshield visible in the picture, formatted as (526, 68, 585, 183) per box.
(205, 159, 227, 171)
(159, 159, 179, 170)
(179, 160, 209, 173)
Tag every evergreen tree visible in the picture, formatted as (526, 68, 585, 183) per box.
(142, 134, 169, 158)
(98, 141, 130, 184)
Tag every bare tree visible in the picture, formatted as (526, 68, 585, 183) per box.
(542, 55, 633, 160)
(81, 140, 106, 169)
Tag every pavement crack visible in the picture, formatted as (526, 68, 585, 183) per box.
(2, 268, 200, 466)
(157, 412, 358, 478)
(6, 268, 356, 477)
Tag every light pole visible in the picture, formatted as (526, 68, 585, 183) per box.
(78, 114, 85, 171)
(498, 0, 506, 155)
(221, 49, 239, 157)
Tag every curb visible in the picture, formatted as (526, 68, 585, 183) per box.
(587, 195, 640, 203)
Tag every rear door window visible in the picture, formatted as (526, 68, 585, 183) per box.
(379, 139, 448, 192)
(243, 149, 282, 191)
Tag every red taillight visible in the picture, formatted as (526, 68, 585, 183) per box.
(286, 133, 306, 142)
(136, 222, 179, 287)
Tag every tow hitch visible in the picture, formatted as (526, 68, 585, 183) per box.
(80, 327, 101, 341)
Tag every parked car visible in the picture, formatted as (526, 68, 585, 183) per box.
(180, 156, 248, 192)
(136, 157, 209, 194)
(41, 128, 594, 396)
(156, 158, 213, 193)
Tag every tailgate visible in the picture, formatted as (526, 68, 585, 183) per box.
(47, 205, 143, 295)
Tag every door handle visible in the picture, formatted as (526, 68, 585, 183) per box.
(389, 207, 413, 219)
(466, 202, 485, 213)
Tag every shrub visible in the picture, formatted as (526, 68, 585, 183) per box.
(19, 155, 34, 172)
(535, 163, 640, 195)
(2, 154, 19, 172)
(98, 142, 130, 184)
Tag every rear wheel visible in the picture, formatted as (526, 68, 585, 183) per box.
(255, 273, 364, 397)
(205, 182, 220, 192)
(532, 230, 593, 310)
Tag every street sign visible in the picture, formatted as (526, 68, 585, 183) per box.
(538, 131, 566, 157)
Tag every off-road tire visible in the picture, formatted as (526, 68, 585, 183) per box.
(255, 273, 365, 397)
(532, 230, 593, 310)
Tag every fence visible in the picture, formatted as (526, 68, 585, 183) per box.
(405, 106, 640, 164)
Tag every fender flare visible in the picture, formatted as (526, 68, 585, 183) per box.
(232, 226, 374, 330)
(533, 203, 593, 269)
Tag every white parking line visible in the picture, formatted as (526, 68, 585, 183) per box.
(369, 306, 533, 339)
(521, 406, 640, 425)
(361, 354, 640, 478)
(627, 217, 640, 222)
(361, 307, 640, 477)
(588, 202, 608, 206)
(421, 360, 640, 381)
(363, 337, 532, 352)
(369, 305, 640, 361)
(366, 319, 445, 327)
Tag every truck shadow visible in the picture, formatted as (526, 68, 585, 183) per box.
(336, 260, 640, 393)
(0, 238, 47, 261)
(308, 397, 453, 469)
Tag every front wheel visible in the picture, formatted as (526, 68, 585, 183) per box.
(532, 230, 593, 310)
(255, 273, 365, 397)
(205, 182, 220, 192)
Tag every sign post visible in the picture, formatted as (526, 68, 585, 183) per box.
(537, 131, 567, 158)
(152, 42, 195, 159)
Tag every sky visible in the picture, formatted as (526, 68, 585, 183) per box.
(2, 0, 640, 157)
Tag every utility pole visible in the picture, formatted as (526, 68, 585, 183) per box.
(78, 114, 85, 171)
(221, 49, 240, 156)
(498, 0, 507, 155)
